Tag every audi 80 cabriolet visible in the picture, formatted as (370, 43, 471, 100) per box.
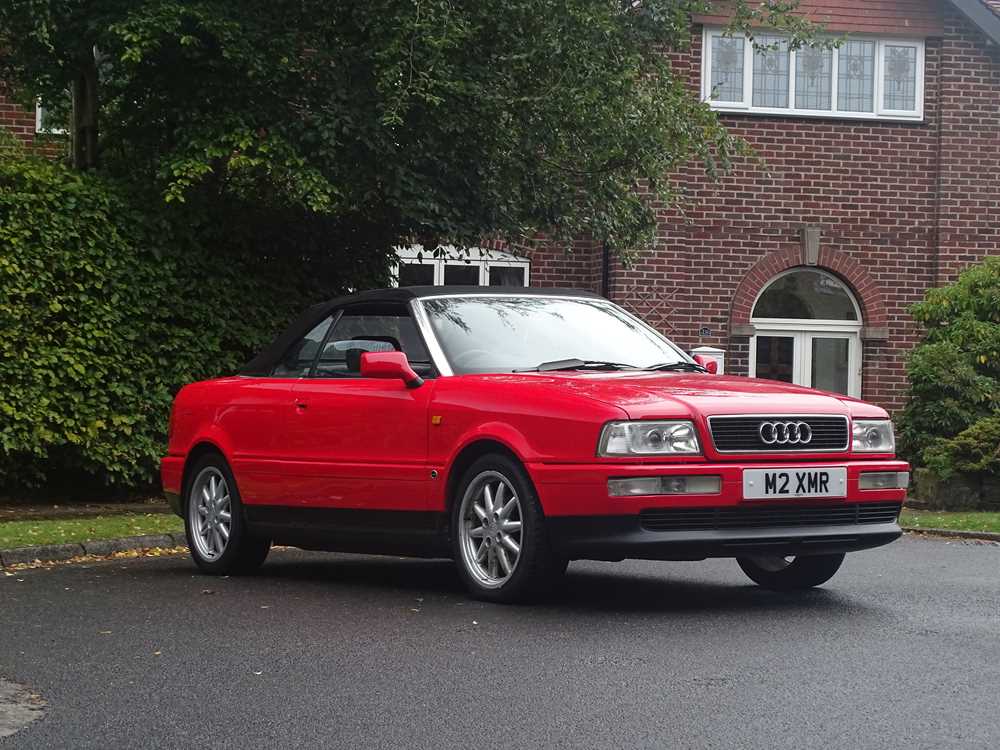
(161, 287, 908, 602)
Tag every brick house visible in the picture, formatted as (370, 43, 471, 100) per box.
(6, 2, 1000, 413)
(400, 0, 1000, 414)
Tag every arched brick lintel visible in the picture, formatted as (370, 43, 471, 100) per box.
(729, 248, 889, 331)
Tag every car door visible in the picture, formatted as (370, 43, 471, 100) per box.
(284, 303, 435, 513)
(220, 314, 335, 506)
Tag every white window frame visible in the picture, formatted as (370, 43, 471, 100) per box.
(391, 245, 531, 287)
(701, 28, 924, 122)
(35, 100, 68, 135)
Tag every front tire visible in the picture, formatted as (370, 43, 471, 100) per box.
(737, 553, 845, 591)
(184, 453, 271, 575)
(451, 453, 565, 603)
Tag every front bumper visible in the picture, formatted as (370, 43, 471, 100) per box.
(547, 514, 902, 561)
(532, 459, 907, 561)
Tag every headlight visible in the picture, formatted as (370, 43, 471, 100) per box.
(599, 421, 701, 456)
(852, 419, 895, 453)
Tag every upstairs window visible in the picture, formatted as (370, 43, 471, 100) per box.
(702, 29, 924, 121)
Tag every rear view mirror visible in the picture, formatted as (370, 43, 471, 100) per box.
(360, 351, 424, 388)
(692, 354, 718, 374)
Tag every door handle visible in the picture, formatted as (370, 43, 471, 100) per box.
(295, 400, 308, 411)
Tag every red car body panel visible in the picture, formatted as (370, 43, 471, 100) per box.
(163, 370, 906, 514)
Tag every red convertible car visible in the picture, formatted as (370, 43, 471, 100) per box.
(161, 287, 908, 601)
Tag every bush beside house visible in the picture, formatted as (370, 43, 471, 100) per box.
(0, 140, 370, 491)
(898, 257, 1000, 510)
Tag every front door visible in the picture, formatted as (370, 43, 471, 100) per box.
(283, 303, 435, 511)
(751, 329, 861, 397)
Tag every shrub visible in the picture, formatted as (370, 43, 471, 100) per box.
(0, 144, 381, 489)
(923, 416, 1000, 479)
(897, 257, 1000, 478)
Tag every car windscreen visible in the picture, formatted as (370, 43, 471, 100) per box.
(421, 296, 688, 374)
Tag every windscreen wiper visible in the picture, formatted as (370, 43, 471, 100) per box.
(514, 358, 639, 373)
(646, 361, 709, 373)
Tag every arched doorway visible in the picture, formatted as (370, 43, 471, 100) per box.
(749, 268, 862, 397)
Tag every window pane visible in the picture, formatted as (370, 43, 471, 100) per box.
(315, 312, 430, 377)
(755, 336, 795, 383)
(398, 262, 435, 286)
(752, 35, 789, 108)
(811, 337, 850, 395)
(753, 270, 858, 321)
(883, 45, 918, 111)
(710, 36, 745, 102)
(487, 266, 526, 287)
(272, 316, 333, 377)
(423, 297, 686, 374)
(795, 45, 832, 110)
(837, 40, 875, 113)
(443, 263, 480, 286)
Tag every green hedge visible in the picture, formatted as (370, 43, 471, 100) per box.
(0, 147, 368, 489)
(898, 257, 1000, 479)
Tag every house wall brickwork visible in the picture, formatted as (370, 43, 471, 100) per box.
(694, 0, 945, 35)
(0, 86, 37, 144)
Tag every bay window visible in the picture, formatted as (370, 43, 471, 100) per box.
(702, 29, 924, 121)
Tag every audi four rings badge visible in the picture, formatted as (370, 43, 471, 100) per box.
(758, 421, 813, 445)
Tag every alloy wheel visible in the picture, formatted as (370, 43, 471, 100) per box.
(188, 467, 233, 561)
(458, 470, 524, 589)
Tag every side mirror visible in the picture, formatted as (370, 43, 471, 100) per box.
(692, 354, 718, 374)
(360, 351, 424, 388)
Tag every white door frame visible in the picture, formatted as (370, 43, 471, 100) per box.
(750, 321, 863, 397)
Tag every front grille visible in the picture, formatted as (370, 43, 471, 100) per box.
(708, 415, 849, 453)
(640, 502, 901, 532)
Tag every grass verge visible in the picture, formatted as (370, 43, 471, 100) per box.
(900, 509, 1000, 534)
(0, 513, 183, 549)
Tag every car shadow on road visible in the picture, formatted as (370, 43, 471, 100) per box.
(222, 552, 879, 618)
(544, 568, 864, 617)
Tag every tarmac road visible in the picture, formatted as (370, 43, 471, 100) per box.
(1, 534, 998, 749)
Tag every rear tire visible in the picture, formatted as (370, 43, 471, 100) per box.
(737, 553, 845, 591)
(183, 452, 270, 575)
(451, 453, 565, 603)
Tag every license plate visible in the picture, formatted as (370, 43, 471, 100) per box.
(743, 467, 847, 500)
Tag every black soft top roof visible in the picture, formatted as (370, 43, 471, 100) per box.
(240, 286, 601, 376)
